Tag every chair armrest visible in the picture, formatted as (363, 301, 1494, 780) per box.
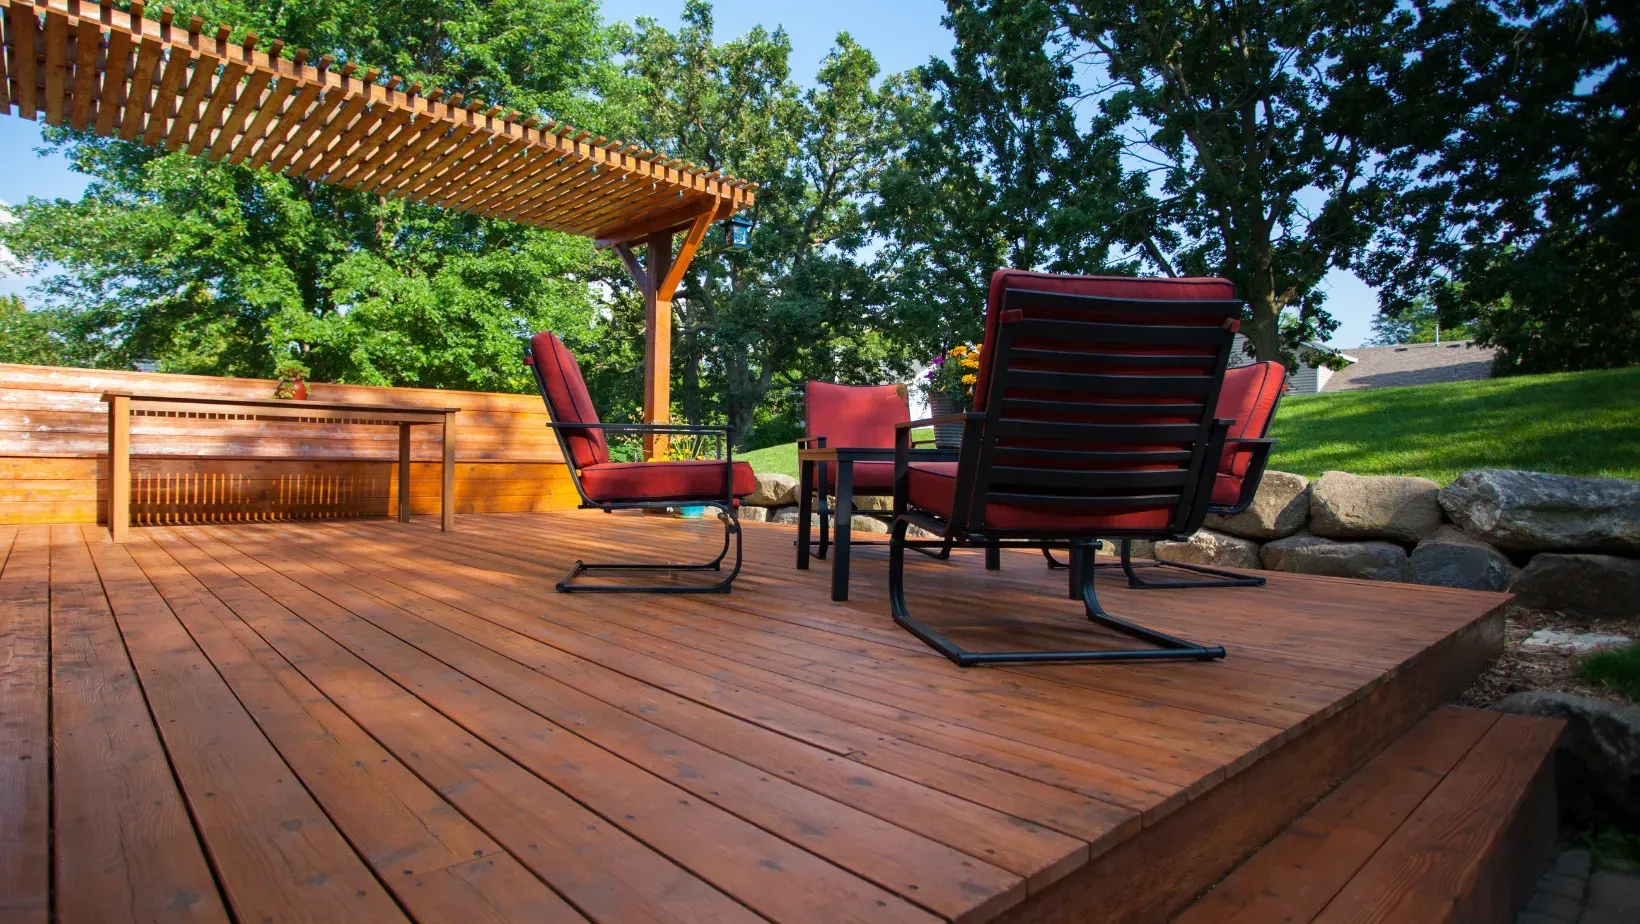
(1223, 437, 1277, 447)
(894, 412, 983, 430)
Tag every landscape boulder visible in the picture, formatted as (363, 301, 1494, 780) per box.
(1155, 529, 1262, 570)
(1261, 532, 1409, 582)
(1439, 469, 1640, 554)
(1099, 539, 1156, 561)
(1408, 526, 1518, 592)
(1206, 470, 1310, 540)
(851, 493, 895, 512)
(1491, 691, 1640, 829)
(745, 472, 798, 507)
(768, 505, 818, 526)
(738, 505, 768, 523)
(1507, 553, 1640, 622)
(1309, 471, 1443, 544)
(849, 514, 890, 535)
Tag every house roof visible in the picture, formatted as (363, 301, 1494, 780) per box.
(1322, 340, 1496, 391)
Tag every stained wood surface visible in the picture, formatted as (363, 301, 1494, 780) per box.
(0, 0, 751, 242)
(0, 364, 578, 524)
(22, 510, 1511, 923)
(1174, 706, 1564, 924)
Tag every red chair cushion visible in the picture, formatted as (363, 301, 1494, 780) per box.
(907, 462, 1173, 532)
(832, 460, 897, 493)
(805, 383, 909, 487)
(578, 460, 756, 504)
(530, 331, 609, 470)
(1213, 361, 1286, 506)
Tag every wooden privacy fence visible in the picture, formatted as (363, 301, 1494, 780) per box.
(0, 363, 577, 525)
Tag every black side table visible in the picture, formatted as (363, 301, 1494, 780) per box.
(796, 446, 897, 601)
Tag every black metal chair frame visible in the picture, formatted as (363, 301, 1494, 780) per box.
(527, 345, 743, 595)
(888, 286, 1240, 666)
(1042, 391, 1284, 591)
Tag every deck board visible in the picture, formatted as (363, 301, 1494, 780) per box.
(23, 511, 1510, 924)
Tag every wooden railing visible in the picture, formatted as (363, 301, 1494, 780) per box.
(0, 363, 577, 525)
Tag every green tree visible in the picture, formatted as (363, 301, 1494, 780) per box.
(0, 0, 628, 395)
(872, 0, 1142, 358)
(1367, 299, 1476, 346)
(1052, 0, 1403, 362)
(622, 2, 911, 446)
(0, 294, 81, 365)
(1363, 0, 1637, 375)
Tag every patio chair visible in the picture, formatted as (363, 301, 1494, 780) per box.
(1043, 360, 1287, 590)
(525, 331, 755, 594)
(799, 382, 966, 564)
(887, 271, 1242, 666)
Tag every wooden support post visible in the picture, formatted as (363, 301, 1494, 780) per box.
(397, 423, 412, 523)
(641, 229, 674, 461)
(108, 394, 131, 542)
(440, 412, 456, 531)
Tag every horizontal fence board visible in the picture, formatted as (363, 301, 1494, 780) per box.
(0, 364, 580, 524)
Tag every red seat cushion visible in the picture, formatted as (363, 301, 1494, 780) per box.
(907, 462, 1173, 533)
(1212, 361, 1286, 508)
(530, 331, 609, 469)
(828, 460, 896, 493)
(578, 460, 756, 504)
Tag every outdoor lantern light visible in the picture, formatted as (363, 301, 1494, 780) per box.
(728, 213, 753, 250)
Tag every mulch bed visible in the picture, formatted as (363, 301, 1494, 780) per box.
(1460, 608, 1637, 707)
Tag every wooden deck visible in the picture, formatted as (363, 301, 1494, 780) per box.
(0, 512, 1508, 924)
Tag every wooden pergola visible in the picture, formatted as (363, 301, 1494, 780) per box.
(0, 0, 754, 456)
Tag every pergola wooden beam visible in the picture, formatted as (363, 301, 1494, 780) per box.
(0, 0, 756, 458)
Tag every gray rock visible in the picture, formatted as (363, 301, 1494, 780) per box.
(848, 514, 890, 535)
(1440, 469, 1640, 554)
(1492, 691, 1640, 829)
(907, 524, 943, 542)
(1155, 529, 1262, 570)
(1206, 471, 1310, 540)
(1309, 470, 1443, 543)
(1260, 531, 1409, 582)
(738, 505, 768, 522)
(1508, 553, 1640, 622)
(745, 472, 798, 507)
(851, 493, 895, 512)
(767, 505, 818, 526)
(1408, 525, 1519, 591)
(1097, 538, 1156, 561)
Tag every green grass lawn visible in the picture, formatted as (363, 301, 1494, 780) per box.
(740, 367, 1640, 485)
(1268, 366, 1640, 484)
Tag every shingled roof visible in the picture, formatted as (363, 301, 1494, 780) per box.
(1323, 340, 1497, 392)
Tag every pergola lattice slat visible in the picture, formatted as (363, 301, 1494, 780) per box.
(0, 0, 754, 242)
(2, 0, 756, 458)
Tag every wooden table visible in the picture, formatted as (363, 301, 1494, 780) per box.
(101, 393, 458, 542)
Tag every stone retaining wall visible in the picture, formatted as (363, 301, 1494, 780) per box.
(739, 468, 1640, 622)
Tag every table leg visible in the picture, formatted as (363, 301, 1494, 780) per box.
(986, 542, 1001, 571)
(441, 413, 456, 531)
(398, 424, 412, 524)
(108, 394, 130, 543)
(831, 462, 853, 601)
(797, 459, 813, 570)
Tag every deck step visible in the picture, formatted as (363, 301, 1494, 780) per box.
(1175, 705, 1565, 924)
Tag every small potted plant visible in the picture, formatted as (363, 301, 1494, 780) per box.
(920, 343, 981, 448)
(273, 357, 310, 400)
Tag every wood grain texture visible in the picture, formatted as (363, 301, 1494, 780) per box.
(46, 525, 229, 924)
(27, 511, 1511, 924)
(0, 527, 47, 924)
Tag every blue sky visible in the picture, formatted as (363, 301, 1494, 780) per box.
(0, 0, 1381, 345)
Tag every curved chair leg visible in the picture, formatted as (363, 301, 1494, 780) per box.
(1115, 539, 1266, 589)
(1042, 546, 1070, 569)
(889, 524, 1226, 667)
(558, 505, 743, 594)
